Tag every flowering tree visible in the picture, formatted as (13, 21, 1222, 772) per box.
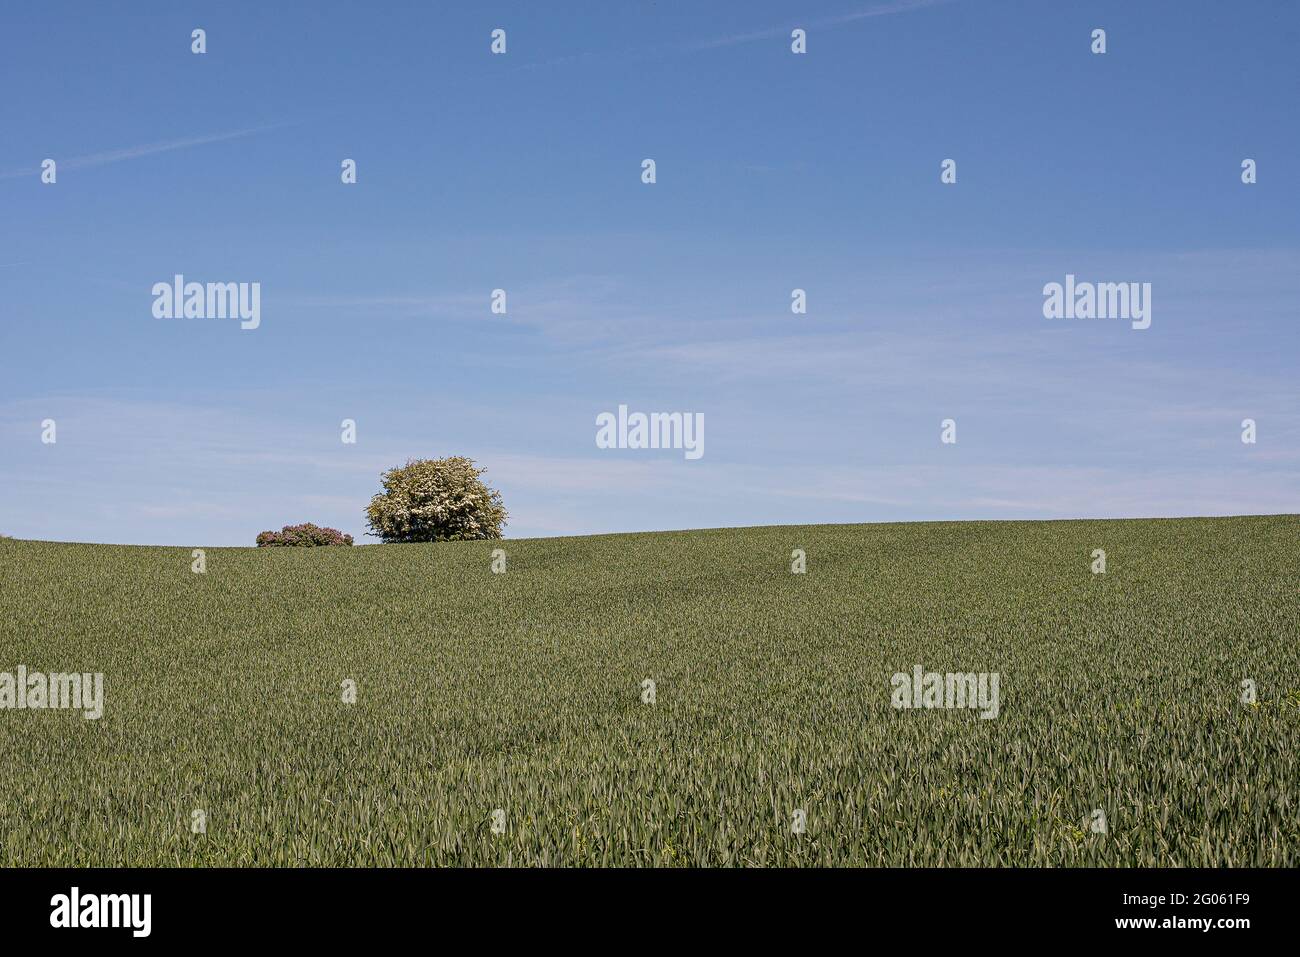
(365, 457, 507, 543)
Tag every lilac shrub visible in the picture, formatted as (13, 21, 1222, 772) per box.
(256, 523, 354, 547)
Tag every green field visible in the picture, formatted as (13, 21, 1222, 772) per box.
(1, 515, 1296, 867)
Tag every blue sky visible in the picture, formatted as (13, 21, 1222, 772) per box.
(2, 0, 1297, 545)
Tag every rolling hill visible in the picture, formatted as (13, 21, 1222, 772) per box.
(0, 515, 1296, 866)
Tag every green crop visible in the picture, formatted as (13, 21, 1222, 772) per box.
(0, 515, 1296, 866)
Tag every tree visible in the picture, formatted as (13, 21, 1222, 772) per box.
(365, 457, 507, 543)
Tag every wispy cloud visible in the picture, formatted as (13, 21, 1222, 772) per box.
(0, 125, 281, 180)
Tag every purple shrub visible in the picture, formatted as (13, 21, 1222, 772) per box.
(256, 523, 354, 547)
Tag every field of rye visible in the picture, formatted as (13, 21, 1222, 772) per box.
(0, 515, 1297, 867)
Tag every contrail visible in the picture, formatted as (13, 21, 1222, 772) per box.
(0, 124, 281, 180)
(504, 0, 957, 73)
(681, 0, 957, 51)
